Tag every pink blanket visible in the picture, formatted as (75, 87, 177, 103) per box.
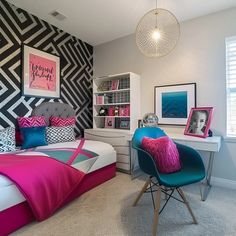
(0, 154, 85, 221)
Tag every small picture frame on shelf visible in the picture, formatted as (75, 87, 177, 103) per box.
(111, 80, 119, 90)
(97, 81, 110, 92)
(116, 118, 130, 129)
(105, 117, 115, 128)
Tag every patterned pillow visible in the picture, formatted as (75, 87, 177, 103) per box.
(46, 126, 75, 144)
(0, 127, 16, 153)
(50, 116, 76, 127)
(17, 116, 46, 128)
(141, 136, 181, 174)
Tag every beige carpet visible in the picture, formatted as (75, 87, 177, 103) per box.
(12, 172, 236, 236)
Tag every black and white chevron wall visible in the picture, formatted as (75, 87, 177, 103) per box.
(0, 0, 93, 136)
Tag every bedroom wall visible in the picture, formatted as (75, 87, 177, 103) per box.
(94, 7, 236, 184)
(0, 0, 93, 136)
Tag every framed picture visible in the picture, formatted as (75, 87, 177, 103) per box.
(154, 83, 196, 125)
(110, 80, 119, 90)
(22, 45, 60, 98)
(105, 117, 115, 128)
(116, 118, 130, 129)
(184, 107, 213, 138)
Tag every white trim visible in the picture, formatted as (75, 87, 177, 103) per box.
(211, 177, 236, 190)
(224, 136, 236, 143)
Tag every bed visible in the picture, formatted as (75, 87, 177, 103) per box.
(0, 102, 116, 236)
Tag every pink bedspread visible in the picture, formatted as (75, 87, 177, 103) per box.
(0, 154, 85, 221)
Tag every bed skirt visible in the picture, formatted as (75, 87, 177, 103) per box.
(0, 163, 116, 236)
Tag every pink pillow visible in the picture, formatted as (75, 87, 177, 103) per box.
(17, 116, 46, 128)
(50, 116, 76, 127)
(141, 136, 181, 174)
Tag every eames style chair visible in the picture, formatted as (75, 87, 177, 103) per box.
(132, 127, 205, 236)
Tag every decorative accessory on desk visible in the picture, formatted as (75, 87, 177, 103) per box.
(98, 107, 108, 116)
(142, 113, 159, 127)
(155, 83, 196, 125)
(184, 107, 213, 138)
(135, 0, 180, 57)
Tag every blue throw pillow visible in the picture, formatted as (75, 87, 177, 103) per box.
(20, 126, 48, 149)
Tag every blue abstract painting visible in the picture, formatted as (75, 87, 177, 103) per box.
(162, 91, 187, 118)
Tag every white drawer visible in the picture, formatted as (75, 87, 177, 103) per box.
(185, 141, 218, 152)
(85, 132, 128, 146)
(115, 146, 130, 155)
(117, 154, 130, 164)
(116, 163, 130, 171)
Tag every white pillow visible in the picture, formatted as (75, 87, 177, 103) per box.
(0, 127, 16, 153)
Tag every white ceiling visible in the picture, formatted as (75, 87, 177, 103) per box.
(7, 0, 236, 46)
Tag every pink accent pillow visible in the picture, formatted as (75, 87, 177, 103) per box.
(17, 116, 46, 128)
(141, 136, 181, 174)
(50, 116, 76, 127)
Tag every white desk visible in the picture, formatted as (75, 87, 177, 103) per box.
(167, 133, 221, 201)
(130, 133, 222, 201)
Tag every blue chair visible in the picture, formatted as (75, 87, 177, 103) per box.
(132, 127, 205, 236)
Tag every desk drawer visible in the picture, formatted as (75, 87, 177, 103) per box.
(185, 141, 218, 152)
(114, 146, 130, 155)
(117, 154, 130, 164)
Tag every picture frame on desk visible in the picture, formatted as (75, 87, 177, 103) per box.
(154, 83, 196, 125)
(184, 107, 213, 138)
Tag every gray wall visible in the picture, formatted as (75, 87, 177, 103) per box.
(94, 7, 236, 182)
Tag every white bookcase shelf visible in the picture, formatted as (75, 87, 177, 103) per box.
(92, 72, 141, 132)
(86, 72, 141, 173)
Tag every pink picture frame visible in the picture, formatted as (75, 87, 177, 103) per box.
(22, 45, 60, 98)
(184, 107, 213, 138)
(104, 117, 115, 128)
(110, 80, 119, 90)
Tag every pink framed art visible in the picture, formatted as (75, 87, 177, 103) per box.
(104, 117, 115, 128)
(184, 107, 213, 138)
(22, 45, 60, 98)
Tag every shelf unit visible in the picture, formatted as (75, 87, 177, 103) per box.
(85, 72, 141, 173)
(92, 72, 140, 132)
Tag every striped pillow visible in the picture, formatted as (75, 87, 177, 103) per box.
(50, 116, 76, 127)
(18, 116, 46, 128)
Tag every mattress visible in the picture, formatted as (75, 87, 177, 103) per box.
(0, 140, 116, 212)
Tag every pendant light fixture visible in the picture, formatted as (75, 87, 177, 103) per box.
(136, 0, 180, 57)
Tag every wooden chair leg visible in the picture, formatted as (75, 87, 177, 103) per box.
(133, 178, 151, 206)
(178, 188, 198, 224)
(152, 186, 161, 236)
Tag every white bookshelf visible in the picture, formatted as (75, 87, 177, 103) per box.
(85, 72, 141, 173)
(92, 72, 141, 133)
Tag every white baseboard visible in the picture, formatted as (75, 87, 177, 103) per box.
(211, 177, 236, 190)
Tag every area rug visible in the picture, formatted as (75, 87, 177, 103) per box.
(12, 173, 236, 236)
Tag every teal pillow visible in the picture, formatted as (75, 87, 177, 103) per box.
(20, 126, 48, 149)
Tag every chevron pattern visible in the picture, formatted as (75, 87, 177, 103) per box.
(0, 0, 93, 136)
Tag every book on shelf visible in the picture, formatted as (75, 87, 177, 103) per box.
(96, 95, 104, 104)
(110, 80, 119, 90)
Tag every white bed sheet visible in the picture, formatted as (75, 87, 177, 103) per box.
(0, 140, 116, 212)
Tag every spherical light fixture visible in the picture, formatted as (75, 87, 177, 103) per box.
(136, 2, 180, 58)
